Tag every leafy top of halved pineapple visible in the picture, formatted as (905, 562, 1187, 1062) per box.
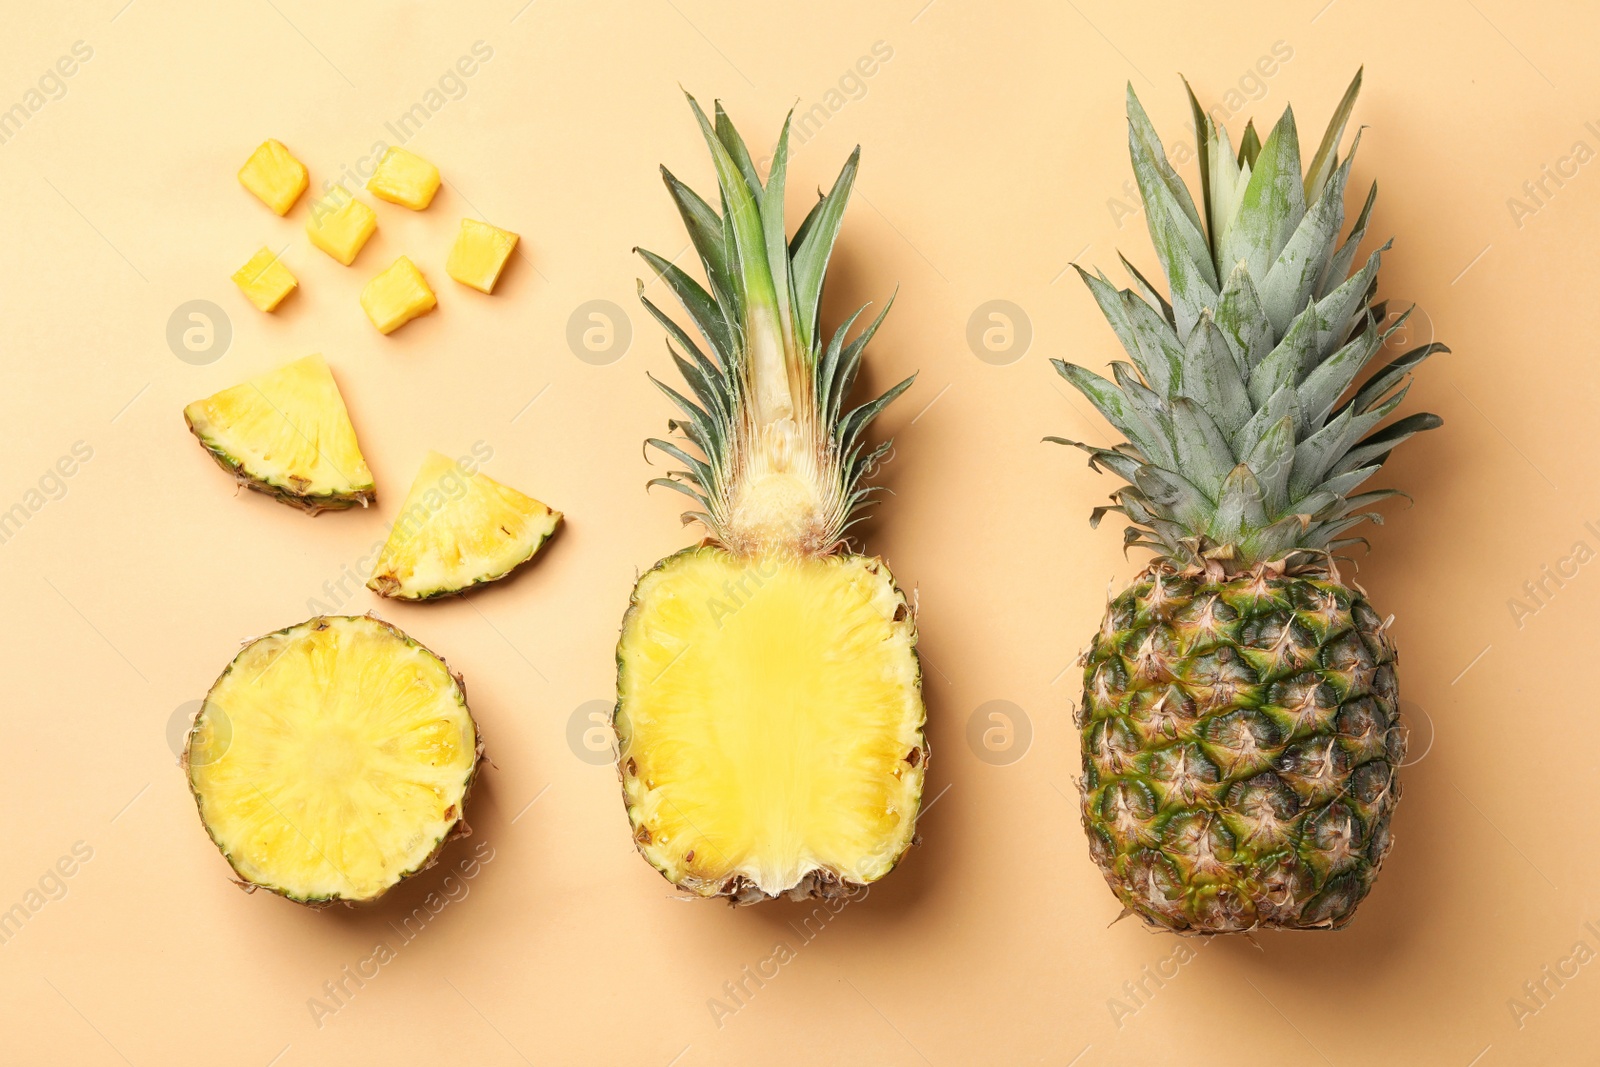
(184, 353, 375, 513)
(637, 94, 914, 557)
(1053, 71, 1444, 572)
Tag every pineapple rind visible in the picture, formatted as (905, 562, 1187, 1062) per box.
(367, 450, 562, 600)
(614, 546, 926, 903)
(1080, 565, 1401, 933)
(182, 354, 375, 514)
(184, 615, 482, 906)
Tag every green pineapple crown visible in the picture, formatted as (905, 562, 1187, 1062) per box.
(637, 93, 914, 556)
(1053, 70, 1444, 572)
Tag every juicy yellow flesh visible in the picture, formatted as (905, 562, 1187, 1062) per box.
(616, 549, 924, 897)
(238, 138, 307, 215)
(183, 354, 374, 503)
(446, 218, 520, 293)
(361, 256, 437, 334)
(188, 616, 477, 902)
(231, 247, 298, 312)
(368, 450, 561, 599)
(367, 147, 440, 210)
(307, 191, 378, 265)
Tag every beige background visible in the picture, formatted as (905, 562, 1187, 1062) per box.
(1, 1, 1595, 1064)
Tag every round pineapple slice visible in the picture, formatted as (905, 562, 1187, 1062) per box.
(614, 547, 926, 902)
(367, 451, 561, 601)
(185, 615, 480, 905)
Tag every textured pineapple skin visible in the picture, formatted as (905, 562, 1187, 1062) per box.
(1079, 566, 1402, 933)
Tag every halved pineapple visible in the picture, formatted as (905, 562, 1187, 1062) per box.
(183, 353, 375, 513)
(367, 450, 561, 600)
(185, 615, 480, 904)
(615, 549, 925, 901)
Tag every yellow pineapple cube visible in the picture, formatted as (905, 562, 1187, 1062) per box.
(361, 256, 436, 334)
(231, 247, 297, 312)
(306, 187, 378, 266)
(366, 147, 440, 210)
(238, 139, 308, 216)
(446, 218, 520, 294)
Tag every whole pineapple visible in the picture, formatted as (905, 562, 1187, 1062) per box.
(1055, 72, 1444, 933)
(612, 95, 925, 903)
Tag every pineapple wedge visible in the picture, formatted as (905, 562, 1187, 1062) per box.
(306, 188, 377, 266)
(185, 615, 480, 905)
(183, 354, 375, 513)
(238, 139, 308, 215)
(446, 218, 519, 293)
(367, 147, 440, 210)
(231, 247, 298, 312)
(368, 450, 561, 600)
(361, 256, 436, 334)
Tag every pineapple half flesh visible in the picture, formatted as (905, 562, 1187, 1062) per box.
(1055, 72, 1443, 933)
(185, 615, 480, 905)
(184, 353, 375, 513)
(614, 96, 925, 903)
(367, 450, 561, 600)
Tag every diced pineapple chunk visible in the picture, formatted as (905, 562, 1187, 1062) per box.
(366, 147, 440, 210)
(238, 139, 308, 215)
(231, 247, 298, 312)
(361, 256, 437, 334)
(446, 219, 520, 294)
(306, 187, 378, 266)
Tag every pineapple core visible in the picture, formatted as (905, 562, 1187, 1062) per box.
(306, 188, 377, 265)
(446, 218, 520, 293)
(238, 139, 308, 215)
(361, 256, 437, 334)
(231, 247, 298, 312)
(367, 147, 441, 210)
(615, 548, 925, 897)
(187, 615, 477, 903)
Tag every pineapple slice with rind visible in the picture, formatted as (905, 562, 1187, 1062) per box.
(446, 218, 520, 293)
(361, 256, 437, 334)
(183, 353, 375, 513)
(185, 614, 481, 905)
(368, 450, 561, 600)
(306, 187, 377, 266)
(231, 247, 298, 312)
(238, 139, 308, 215)
(367, 147, 440, 210)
